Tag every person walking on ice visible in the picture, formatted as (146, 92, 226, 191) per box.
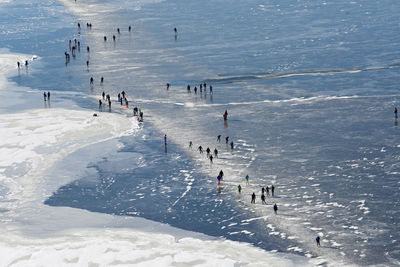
(223, 110, 228, 120)
(395, 107, 398, 118)
(245, 174, 249, 184)
(189, 141, 193, 149)
(316, 235, 321, 247)
(273, 203, 278, 214)
(219, 170, 224, 180)
(214, 148, 218, 158)
(251, 192, 256, 204)
(237, 185, 242, 194)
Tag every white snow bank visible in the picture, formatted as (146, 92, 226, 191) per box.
(0, 222, 312, 266)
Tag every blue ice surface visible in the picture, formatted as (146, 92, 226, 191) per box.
(3, 0, 400, 265)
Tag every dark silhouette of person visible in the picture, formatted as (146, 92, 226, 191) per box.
(223, 110, 228, 120)
(251, 193, 256, 204)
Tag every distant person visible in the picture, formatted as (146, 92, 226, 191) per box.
(164, 134, 167, 145)
(166, 83, 170, 90)
(43, 92, 47, 101)
(117, 28, 120, 34)
(395, 107, 398, 118)
(140, 111, 143, 121)
(271, 185, 275, 197)
(266, 186, 270, 196)
(194, 86, 197, 93)
(102, 91, 105, 100)
(129, 25, 131, 32)
(90, 77, 94, 85)
(101, 77, 104, 84)
(189, 141, 193, 149)
(198, 145, 203, 153)
(125, 99, 129, 108)
(87, 46, 90, 52)
(217, 174, 221, 185)
(99, 99, 102, 109)
(251, 192, 256, 204)
(219, 170, 224, 180)
(225, 136, 229, 144)
(210, 85, 213, 94)
(174, 27, 177, 34)
(47, 91, 50, 100)
(113, 35, 116, 41)
(104, 36, 107, 41)
(25, 60, 28, 66)
(209, 154, 213, 163)
(214, 148, 218, 158)
(273, 203, 278, 214)
(17, 61, 20, 68)
(206, 147, 211, 157)
(261, 193, 266, 204)
(187, 85, 190, 91)
(316, 236, 321, 247)
(230, 141, 234, 150)
(237, 184, 242, 193)
(223, 110, 228, 120)
(86, 60, 89, 67)
(217, 135, 221, 143)
(245, 174, 249, 184)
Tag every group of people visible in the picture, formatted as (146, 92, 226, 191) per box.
(217, 134, 234, 150)
(248, 185, 276, 203)
(103, 26, 132, 43)
(16, 60, 29, 68)
(97, 90, 144, 121)
(192, 133, 236, 164)
(43, 91, 51, 101)
(185, 83, 213, 94)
